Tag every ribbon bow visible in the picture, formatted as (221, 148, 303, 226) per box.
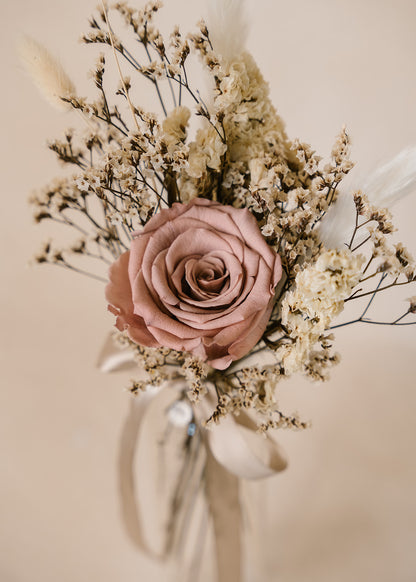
(98, 336, 287, 582)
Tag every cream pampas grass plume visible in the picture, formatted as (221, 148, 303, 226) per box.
(319, 146, 416, 249)
(18, 36, 76, 112)
(205, 0, 248, 61)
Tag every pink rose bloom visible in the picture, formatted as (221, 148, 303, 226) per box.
(105, 198, 282, 370)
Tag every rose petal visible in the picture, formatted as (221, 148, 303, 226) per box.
(164, 227, 236, 274)
(132, 271, 216, 340)
(171, 251, 244, 309)
(105, 251, 160, 348)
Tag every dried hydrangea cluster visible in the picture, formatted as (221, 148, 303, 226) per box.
(30, 1, 415, 431)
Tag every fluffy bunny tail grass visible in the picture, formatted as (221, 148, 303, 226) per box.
(18, 36, 76, 112)
(205, 0, 248, 61)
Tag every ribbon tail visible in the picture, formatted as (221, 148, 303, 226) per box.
(205, 446, 242, 582)
(118, 393, 166, 559)
(118, 387, 206, 562)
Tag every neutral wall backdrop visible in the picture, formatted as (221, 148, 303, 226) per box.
(1, 0, 415, 581)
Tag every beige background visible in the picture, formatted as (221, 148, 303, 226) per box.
(1, 0, 416, 580)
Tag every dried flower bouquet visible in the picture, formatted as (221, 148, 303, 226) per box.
(22, 2, 416, 579)
(25, 0, 416, 432)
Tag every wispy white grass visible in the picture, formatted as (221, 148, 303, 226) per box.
(205, 0, 248, 60)
(319, 147, 416, 249)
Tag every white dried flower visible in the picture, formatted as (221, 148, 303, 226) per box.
(277, 249, 365, 374)
(407, 296, 416, 313)
(187, 126, 227, 178)
(162, 106, 191, 151)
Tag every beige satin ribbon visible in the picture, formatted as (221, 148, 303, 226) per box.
(119, 385, 206, 560)
(97, 334, 139, 373)
(196, 390, 288, 480)
(204, 447, 242, 582)
(99, 339, 287, 580)
(119, 390, 165, 558)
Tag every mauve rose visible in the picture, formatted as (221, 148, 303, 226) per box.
(105, 198, 282, 370)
